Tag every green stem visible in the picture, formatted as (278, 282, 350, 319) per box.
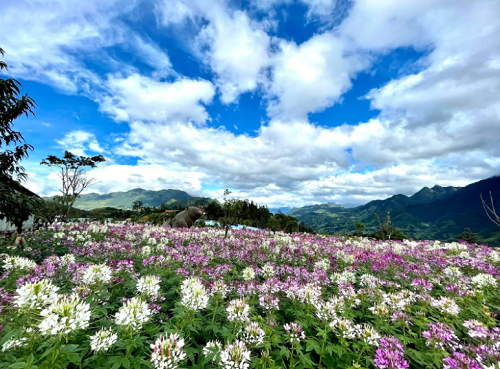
(318, 322, 328, 368)
(357, 346, 365, 363)
(289, 343, 295, 369)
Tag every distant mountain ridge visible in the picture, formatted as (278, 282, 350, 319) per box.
(45, 188, 217, 210)
(287, 177, 500, 245)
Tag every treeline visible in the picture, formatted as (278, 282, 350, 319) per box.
(203, 199, 314, 233)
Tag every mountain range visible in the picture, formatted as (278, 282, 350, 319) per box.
(287, 176, 500, 244)
(61, 177, 500, 245)
(57, 188, 217, 210)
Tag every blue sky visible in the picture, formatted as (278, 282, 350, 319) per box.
(2, 0, 500, 207)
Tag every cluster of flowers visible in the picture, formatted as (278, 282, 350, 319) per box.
(0, 222, 499, 369)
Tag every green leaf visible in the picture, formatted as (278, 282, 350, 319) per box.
(9, 363, 28, 369)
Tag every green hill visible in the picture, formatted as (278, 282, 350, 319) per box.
(287, 177, 500, 245)
(45, 188, 217, 210)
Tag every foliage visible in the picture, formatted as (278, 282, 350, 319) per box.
(458, 228, 479, 244)
(0, 47, 36, 182)
(40, 151, 105, 221)
(0, 47, 39, 233)
(0, 182, 41, 233)
(354, 221, 365, 236)
(0, 224, 499, 369)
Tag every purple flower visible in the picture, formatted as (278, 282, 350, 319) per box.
(374, 336, 409, 369)
(443, 352, 481, 369)
(422, 323, 460, 351)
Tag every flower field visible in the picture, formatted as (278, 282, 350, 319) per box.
(0, 224, 499, 369)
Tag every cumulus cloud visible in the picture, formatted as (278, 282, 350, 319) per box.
(14, 0, 500, 208)
(0, 0, 172, 93)
(98, 74, 215, 124)
(56, 131, 104, 156)
(266, 32, 368, 119)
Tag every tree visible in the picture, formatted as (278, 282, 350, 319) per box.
(480, 192, 500, 227)
(132, 200, 143, 212)
(0, 48, 36, 182)
(354, 221, 365, 236)
(373, 211, 408, 241)
(0, 47, 39, 246)
(40, 151, 105, 221)
(222, 189, 242, 238)
(458, 228, 479, 244)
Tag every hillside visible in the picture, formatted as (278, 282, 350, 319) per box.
(46, 188, 218, 210)
(287, 177, 500, 244)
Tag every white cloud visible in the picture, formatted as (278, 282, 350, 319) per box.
(12, 0, 500, 210)
(196, 10, 271, 103)
(266, 32, 368, 119)
(98, 74, 215, 124)
(56, 131, 104, 156)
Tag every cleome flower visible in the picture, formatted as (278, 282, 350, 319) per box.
(259, 294, 279, 312)
(283, 322, 306, 343)
(374, 336, 409, 369)
(226, 298, 250, 322)
(136, 275, 161, 298)
(3, 256, 37, 273)
(115, 297, 152, 331)
(422, 322, 460, 350)
(179, 277, 209, 311)
(239, 322, 265, 347)
(220, 340, 251, 369)
(13, 279, 59, 310)
(39, 295, 91, 335)
(150, 333, 186, 369)
(242, 267, 256, 281)
(209, 280, 231, 299)
(430, 296, 460, 316)
(203, 340, 223, 363)
(81, 264, 113, 287)
(90, 327, 118, 352)
(470, 273, 497, 289)
(1, 337, 28, 352)
(260, 264, 276, 279)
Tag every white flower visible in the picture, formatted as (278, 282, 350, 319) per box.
(330, 318, 357, 339)
(259, 294, 279, 312)
(471, 273, 497, 289)
(61, 254, 76, 266)
(331, 270, 356, 285)
(179, 277, 209, 311)
(356, 324, 381, 346)
(142, 246, 152, 256)
(90, 328, 118, 352)
(239, 322, 265, 347)
(220, 340, 251, 369)
(210, 280, 231, 299)
(227, 298, 250, 322)
(260, 264, 275, 279)
(203, 340, 223, 362)
(284, 322, 306, 343)
(39, 295, 91, 335)
(314, 259, 330, 271)
(296, 283, 322, 305)
(14, 279, 60, 310)
(137, 275, 161, 298)
(430, 296, 460, 316)
(444, 266, 463, 280)
(1, 337, 28, 352)
(3, 256, 37, 272)
(81, 264, 113, 287)
(150, 333, 186, 369)
(115, 297, 152, 331)
(242, 267, 256, 281)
